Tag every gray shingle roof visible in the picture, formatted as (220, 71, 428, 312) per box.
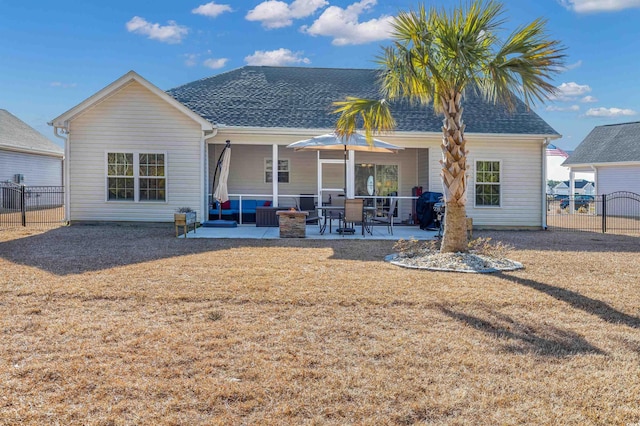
(564, 121, 640, 165)
(0, 109, 63, 156)
(167, 66, 558, 135)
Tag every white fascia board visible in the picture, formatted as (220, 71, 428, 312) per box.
(0, 144, 64, 158)
(566, 161, 640, 169)
(48, 71, 214, 131)
(214, 126, 559, 146)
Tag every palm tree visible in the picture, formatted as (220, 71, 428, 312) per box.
(333, 0, 565, 253)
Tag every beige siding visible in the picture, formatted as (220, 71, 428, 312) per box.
(417, 148, 429, 191)
(430, 139, 543, 228)
(68, 81, 203, 222)
(597, 165, 640, 194)
(0, 150, 62, 186)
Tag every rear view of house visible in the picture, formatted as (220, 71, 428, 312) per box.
(50, 66, 560, 229)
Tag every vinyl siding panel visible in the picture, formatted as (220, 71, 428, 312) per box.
(0, 150, 62, 186)
(68, 81, 203, 222)
(597, 165, 640, 194)
(429, 139, 543, 228)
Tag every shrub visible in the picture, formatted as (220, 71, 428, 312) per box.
(468, 237, 513, 258)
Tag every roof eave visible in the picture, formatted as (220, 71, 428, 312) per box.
(0, 143, 64, 158)
(215, 125, 560, 140)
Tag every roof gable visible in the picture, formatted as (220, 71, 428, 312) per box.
(0, 109, 63, 157)
(564, 121, 640, 165)
(50, 71, 213, 131)
(167, 66, 559, 136)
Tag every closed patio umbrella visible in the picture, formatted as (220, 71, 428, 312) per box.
(212, 140, 233, 223)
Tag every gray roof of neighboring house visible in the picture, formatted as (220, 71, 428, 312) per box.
(0, 109, 63, 157)
(167, 66, 559, 135)
(557, 179, 593, 189)
(564, 121, 640, 165)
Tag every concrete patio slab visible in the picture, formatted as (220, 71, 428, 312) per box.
(183, 224, 438, 240)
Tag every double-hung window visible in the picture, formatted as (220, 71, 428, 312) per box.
(475, 160, 501, 207)
(107, 152, 166, 202)
(265, 159, 290, 183)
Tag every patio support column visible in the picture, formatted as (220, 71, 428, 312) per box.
(347, 151, 355, 198)
(272, 144, 279, 207)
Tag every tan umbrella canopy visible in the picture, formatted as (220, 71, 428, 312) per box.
(287, 132, 403, 153)
(287, 132, 403, 195)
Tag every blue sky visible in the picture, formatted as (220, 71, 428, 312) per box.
(2, 0, 639, 150)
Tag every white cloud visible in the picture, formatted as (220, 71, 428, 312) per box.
(192, 2, 232, 18)
(546, 105, 580, 112)
(561, 60, 583, 71)
(244, 48, 311, 66)
(559, 0, 640, 13)
(203, 57, 229, 69)
(581, 95, 598, 103)
(126, 16, 188, 44)
(585, 107, 637, 117)
(551, 81, 592, 101)
(184, 53, 199, 67)
(246, 0, 328, 29)
(50, 82, 77, 88)
(301, 0, 394, 45)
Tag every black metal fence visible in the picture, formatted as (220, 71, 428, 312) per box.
(547, 191, 640, 234)
(0, 182, 65, 227)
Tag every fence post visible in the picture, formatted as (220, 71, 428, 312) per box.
(20, 185, 26, 227)
(601, 193, 606, 233)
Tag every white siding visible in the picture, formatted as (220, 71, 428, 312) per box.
(597, 165, 640, 194)
(429, 139, 543, 228)
(68, 81, 203, 222)
(0, 150, 62, 186)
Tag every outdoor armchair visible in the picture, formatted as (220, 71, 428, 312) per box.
(371, 197, 397, 235)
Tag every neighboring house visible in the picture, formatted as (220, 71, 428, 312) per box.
(563, 121, 640, 195)
(552, 179, 595, 196)
(1, 109, 63, 186)
(49, 67, 560, 228)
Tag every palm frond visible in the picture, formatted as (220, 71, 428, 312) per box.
(483, 18, 566, 108)
(332, 98, 396, 143)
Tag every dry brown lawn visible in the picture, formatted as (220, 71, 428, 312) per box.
(1, 225, 639, 425)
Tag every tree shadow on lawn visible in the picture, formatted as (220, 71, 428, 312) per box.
(439, 305, 606, 356)
(0, 224, 395, 276)
(479, 230, 640, 253)
(496, 272, 640, 329)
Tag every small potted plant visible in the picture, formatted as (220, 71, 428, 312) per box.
(174, 207, 197, 237)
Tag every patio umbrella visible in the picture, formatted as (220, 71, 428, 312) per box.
(212, 141, 231, 221)
(287, 132, 403, 195)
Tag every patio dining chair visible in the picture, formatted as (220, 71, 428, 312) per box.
(342, 198, 368, 236)
(298, 195, 321, 229)
(371, 197, 397, 235)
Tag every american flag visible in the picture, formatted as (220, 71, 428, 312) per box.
(546, 144, 569, 158)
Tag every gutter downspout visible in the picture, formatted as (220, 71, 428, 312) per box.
(53, 124, 70, 224)
(542, 138, 550, 230)
(203, 128, 218, 221)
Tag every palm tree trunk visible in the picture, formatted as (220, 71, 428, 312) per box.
(439, 91, 469, 253)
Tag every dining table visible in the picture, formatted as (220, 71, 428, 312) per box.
(315, 205, 377, 235)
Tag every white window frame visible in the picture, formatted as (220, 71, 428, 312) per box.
(105, 151, 168, 203)
(265, 157, 290, 184)
(474, 159, 502, 208)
